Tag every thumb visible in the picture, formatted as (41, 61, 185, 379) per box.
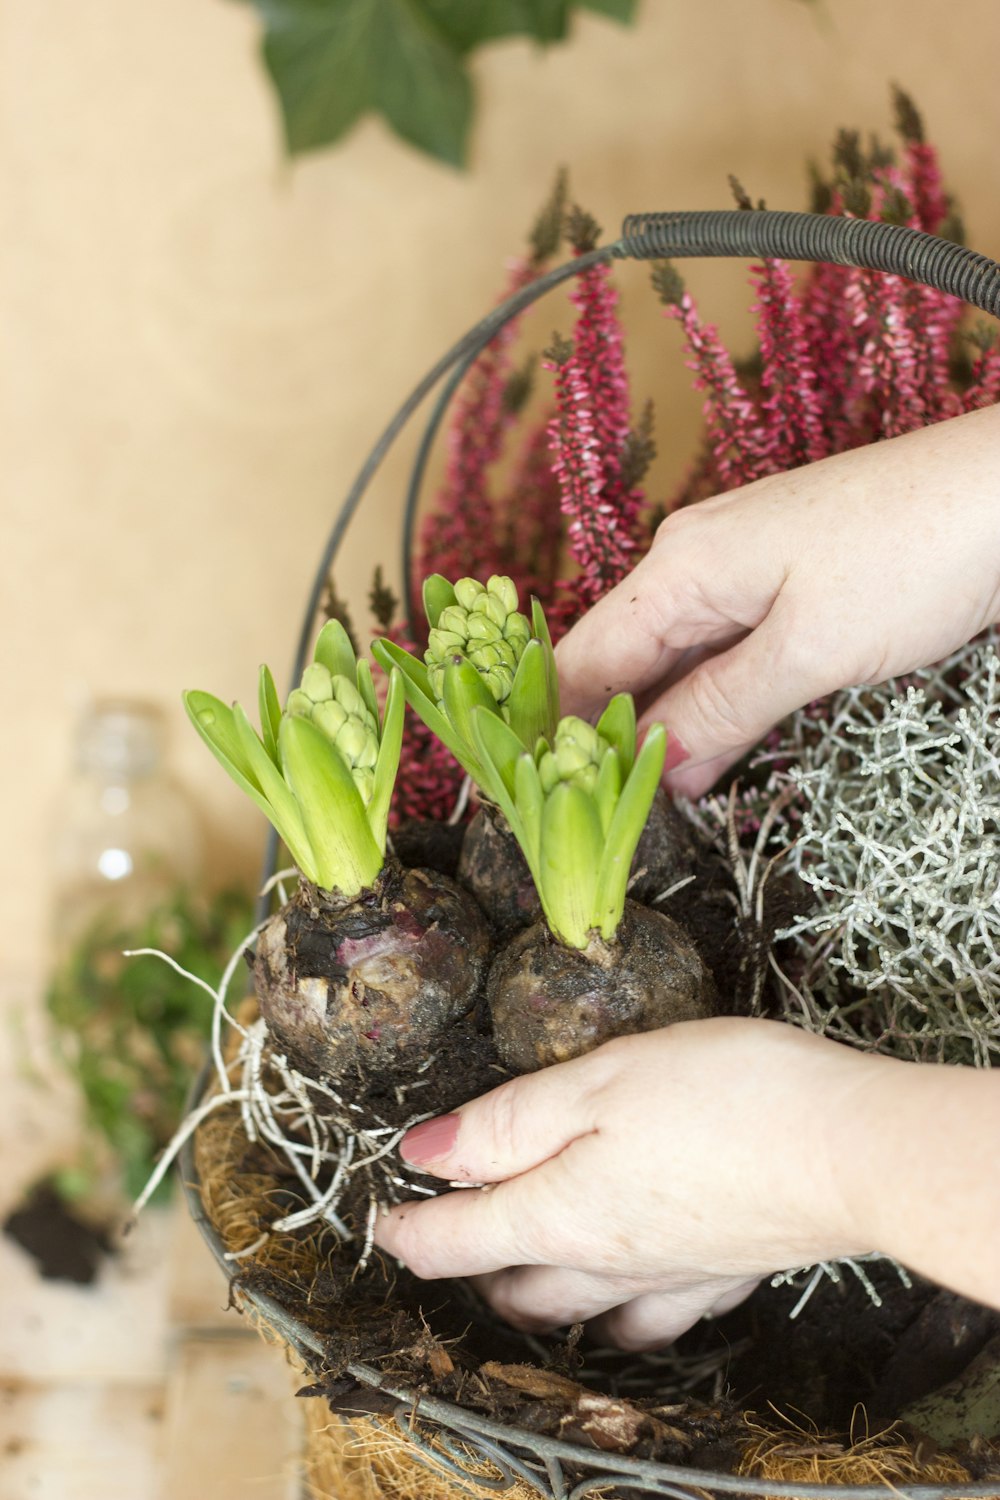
(398, 1050, 604, 1183)
(648, 599, 819, 797)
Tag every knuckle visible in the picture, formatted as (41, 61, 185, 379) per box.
(484, 1080, 525, 1167)
(685, 664, 748, 744)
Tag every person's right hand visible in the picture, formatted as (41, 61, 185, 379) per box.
(556, 404, 1000, 799)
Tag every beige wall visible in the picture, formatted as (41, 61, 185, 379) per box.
(5, 0, 1000, 993)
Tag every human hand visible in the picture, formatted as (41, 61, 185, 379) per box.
(556, 405, 1000, 799)
(373, 1018, 884, 1350)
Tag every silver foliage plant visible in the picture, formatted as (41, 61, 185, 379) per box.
(770, 631, 1000, 1067)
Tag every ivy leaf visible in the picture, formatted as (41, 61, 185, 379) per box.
(576, 0, 638, 18)
(259, 0, 473, 167)
(420, 0, 570, 52)
(243, 0, 637, 167)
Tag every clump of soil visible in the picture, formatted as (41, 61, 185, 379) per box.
(3, 1182, 113, 1284)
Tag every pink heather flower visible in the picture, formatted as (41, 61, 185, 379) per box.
(849, 270, 928, 438)
(385, 623, 467, 827)
(963, 335, 1000, 413)
(414, 256, 537, 601)
(901, 139, 950, 235)
(568, 260, 634, 502)
(494, 414, 564, 605)
(544, 342, 634, 611)
(749, 258, 827, 471)
(799, 261, 861, 451)
(663, 291, 768, 489)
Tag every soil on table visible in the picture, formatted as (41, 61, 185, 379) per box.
(3, 1182, 114, 1284)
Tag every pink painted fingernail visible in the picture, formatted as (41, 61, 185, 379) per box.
(400, 1113, 460, 1165)
(663, 733, 691, 775)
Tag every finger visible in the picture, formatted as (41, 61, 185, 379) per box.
(374, 1183, 536, 1280)
(638, 594, 830, 787)
(589, 1285, 724, 1352)
(553, 538, 716, 720)
(662, 743, 757, 800)
(397, 1046, 610, 1183)
(705, 1277, 760, 1318)
(471, 1265, 651, 1334)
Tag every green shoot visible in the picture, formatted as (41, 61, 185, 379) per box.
(371, 574, 560, 805)
(184, 620, 403, 899)
(473, 696, 667, 949)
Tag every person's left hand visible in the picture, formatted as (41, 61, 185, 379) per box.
(373, 1018, 881, 1349)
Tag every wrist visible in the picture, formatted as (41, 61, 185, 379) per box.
(832, 1051, 1000, 1308)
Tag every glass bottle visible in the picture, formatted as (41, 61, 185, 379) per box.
(51, 699, 204, 957)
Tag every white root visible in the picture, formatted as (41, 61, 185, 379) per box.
(129, 898, 456, 1258)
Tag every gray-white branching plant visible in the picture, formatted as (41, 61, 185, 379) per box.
(774, 636, 1000, 1067)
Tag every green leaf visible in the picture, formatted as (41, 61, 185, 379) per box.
(232, 705, 316, 876)
(441, 655, 501, 763)
(368, 668, 405, 851)
(422, 574, 457, 629)
(420, 0, 569, 52)
(531, 596, 561, 729)
(539, 782, 602, 949)
(314, 618, 358, 683)
(576, 0, 638, 20)
(356, 657, 380, 726)
(471, 706, 525, 805)
(373, 637, 481, 778)
(183, 691, 263, 797)
(513, 750, 545, 879)
(596, 693, 637, 771)
(279, 714, 383, 895)
(595, 724, 666, 939)
(184, 691, 318, 876)
(260, 0, 473, 167)
(258, 665, 282, 764)
(593, 744, 623, 835)
(506, 639, 556, 749)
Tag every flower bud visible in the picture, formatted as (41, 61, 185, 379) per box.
(286, 689, 312, 717)
(437, 605, 471, 638)
(487, 575, 519, 615)
(475, 593, 509, 629)
(300, 663, 334, 703)
(427, 627, 465, 659)
(538, 717, 611, 796)
(453, 577, 484, 611)
(333, 678, 367, 721)
(313, 699, 348, 740)
(336, 720, 372, 766)
(466, 614, 502, 643)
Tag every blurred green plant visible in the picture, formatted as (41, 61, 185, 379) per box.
(46, 887, 254, 1202)
(239, 0, 638, 167)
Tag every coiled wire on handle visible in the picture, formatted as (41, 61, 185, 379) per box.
(617, 210, 1000, 313)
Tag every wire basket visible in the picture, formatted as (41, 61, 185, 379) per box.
(181, 209, 1000, 1500)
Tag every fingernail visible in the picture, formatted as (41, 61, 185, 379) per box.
(663, 733, 690, 775)
(400, 1113, 460, 1165)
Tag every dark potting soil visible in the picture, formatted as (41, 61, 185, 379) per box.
(3, 1182, 114, 1284)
